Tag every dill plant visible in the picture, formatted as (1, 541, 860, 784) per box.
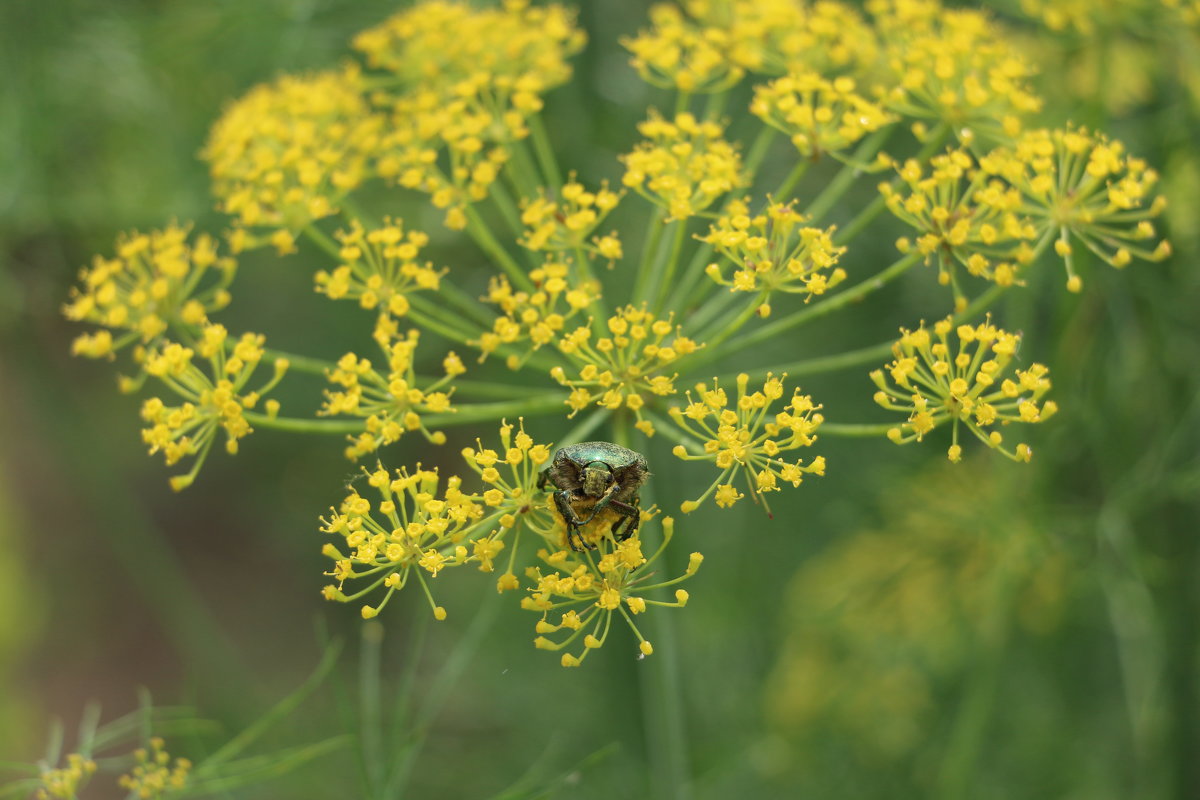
(45, 0, 1179, 795)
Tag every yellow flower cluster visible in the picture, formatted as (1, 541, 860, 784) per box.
(702, 199, 847, 306)
(519, 179, 623, 259)
(202, 66, 382, 248)
(751, 72, 895, 159)
(321, 463, 486, 620)
(64, 224, 235, 359)
(871, 317, 1057, 462)
(140, 326, 288, 491)
(766, 460, 1068, 760)
(524, 517, 702, 666)
(359, 0, 584, 228)
(884, 150, 1035, 307)
(460, 419, 555, 588)
(117, 738, 191, 799)
(621, 112, 745, 221)
(321, 329, 460, 459)
(475, 261, 600, 368)
(550, 306, 702, 434)
(979, 126, 1171, 291)
(670, 373, 825, 513)
(623, 0, 878, 91)
(868, 0, 1041, 143)
(314, 218, 444, 319)
(37, 754, 97, 800)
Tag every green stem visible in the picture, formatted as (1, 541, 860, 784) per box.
(260, 347, 334, 376)
(687, 252, 922, 370)
(772, 160, 810, 202)
(802, 126, 893, 222)
(633, 209, 667, 305)
(818, 422, 895, 437)
(720, 340, 895, 384)
(244, 413, 362, 434)
(465, 205, 536, 292)
(487, 178, 526, 240)
(302, 224, 341, 260)
(529, 114, 564, 189)
(743, 125, 778, 176)
(652, 221, 689, 314)
(694, 294, 764, 353)
(558, 407, 613, 447)
(834, 193, 888, 245)
(509, 137, 544, 198)
(422, 393, 570, 427)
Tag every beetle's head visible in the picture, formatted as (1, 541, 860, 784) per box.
(581, 461, 615, 497)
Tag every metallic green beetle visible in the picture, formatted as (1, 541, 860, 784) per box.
(537, 441, 649, 551)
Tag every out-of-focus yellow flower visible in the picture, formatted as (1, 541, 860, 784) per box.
(140, 325, 288, 490)
(524, 517, 701, 666)
(37, 754, 97, 800)
(871, 316, 1056, 463)
(314, 218, 443, 319)
(202, 66, 382, 242)
(117, 737, 190, 799)
(979, 126, 1171, 291)
(765, 459, 1069, 761)
(670, 373, 825, 513)
(359, 0, 584, 229)
(550, 305, 702, 434)
(64, 223, 235, 358)
(868, 0, 1041, 144)
(321, 329, 459, 459)
(751, 72, 895, 160)
(702, 198, 847, 303)
(621, 112, 745, 221)
(320, 463, 484, 621)
(475, 260, 600, 368)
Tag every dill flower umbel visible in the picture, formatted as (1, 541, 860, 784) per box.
(524, 517, 702, 666)
(37, 754, 97, 800)
(314, 218, 444, 319)
(702, 198, 848, 304)
(140, 326, 288, 490)
(321, 462, 484, 621)
(670, 373, 825, 513)
(117, 738, 191, 799)
(751, 72, 895, 160)
(321, 328, 459, 458)
(621, 112, 745, 221)
(202, 66, 382, 250)
(550, 305, 701, 434)
(871, 317, 1057, 462)
(979, 126, 1171, 291)
(63, 223, 235, 358)
(519, 178, 623, 257)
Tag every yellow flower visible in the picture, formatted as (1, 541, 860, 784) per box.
(314, 218, 444, 319)
(320, 462, 484, 620)
(882, 149, 1035, 308)
(321, 329, 458, 459)
(37, 753, 97, 800)
(202, 65, 382, 241)
(979, 126, 1171, 291)
(64, 223, 235, 358)
(871, 316, 1057, 462)
(117, 737, 191, 799)
(524, 517, 700, 665)
(140, 326, 288, 490)
(621, 111, 745, 221)
(550, 305, 702, 429)
(474, 259, 600, 368)
(358, 0, 584, 228)
(702, 198, 847, 302)
(869, 1, 1041, 143)
(519, 177, 623, 258)
(751, 72, 895, 160)
(671, 373, 825, 513)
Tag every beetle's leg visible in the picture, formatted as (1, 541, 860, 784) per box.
(605, 499, 641, 541)
(536, 468, 551, 491)
(553, 489, 590, 551)
(578, 483, 618, 525)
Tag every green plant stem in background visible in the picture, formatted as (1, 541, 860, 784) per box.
(802, 126, 895, 222)
(633, 208, 668, 305)
(465, 206, 537, 292)
(819, 422, 896, 437)
(652, 220, 689, 314)
(530, 114, 564, 189)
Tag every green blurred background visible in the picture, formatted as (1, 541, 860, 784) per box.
(1, 0, 1197, 797)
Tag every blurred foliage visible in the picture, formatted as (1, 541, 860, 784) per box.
(1, 1, 1198, 799)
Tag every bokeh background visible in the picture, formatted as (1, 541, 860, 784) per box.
(1, 0, 1198, 797)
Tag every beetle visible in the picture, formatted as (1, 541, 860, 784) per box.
(537, 441, 649, 551)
